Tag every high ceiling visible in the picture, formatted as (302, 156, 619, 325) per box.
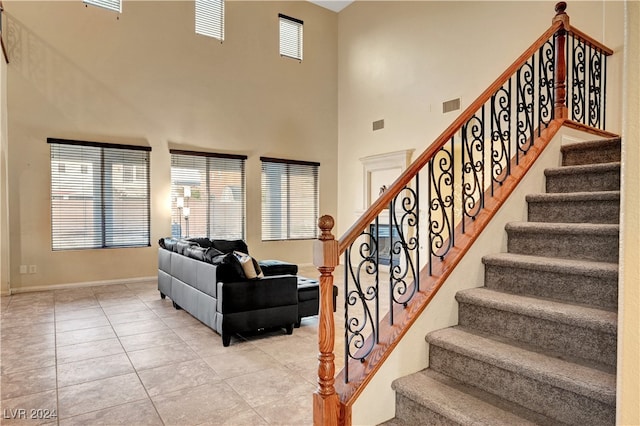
(308, 1, 354, 13)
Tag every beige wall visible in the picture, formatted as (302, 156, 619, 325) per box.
(618, 1, 640, 424)
(1, 41, 8, 296)
(4, 0, 338, 291)
(336, 0, 624, 237)
(335, 1, 628, 424)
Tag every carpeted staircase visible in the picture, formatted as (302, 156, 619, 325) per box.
(387, 138, 620, 425)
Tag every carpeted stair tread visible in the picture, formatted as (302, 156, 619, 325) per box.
(561, 138, 621, 166)
(391, 369, 563, 426)
(482, 252, 618, 277)
(456, 288, 617, 333)
(526, 191, 620, 203)
(426, 326, 616, 405)
(505, 221, 619, 235)
(545, 161, 621, 176)
(544, 162, 621, 193)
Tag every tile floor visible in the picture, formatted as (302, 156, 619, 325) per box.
(0, 267, 336, 426)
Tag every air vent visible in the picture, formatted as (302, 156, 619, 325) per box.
(443, 98, 461, 114)
(373, 119, 384, 131)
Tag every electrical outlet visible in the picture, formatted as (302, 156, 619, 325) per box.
(19, 265, 27, 274)
(28, 265, 37, 274)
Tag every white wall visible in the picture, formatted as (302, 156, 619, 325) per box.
(5, 0, 338, 291)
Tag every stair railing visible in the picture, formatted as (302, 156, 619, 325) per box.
(313, 3, 614, 425)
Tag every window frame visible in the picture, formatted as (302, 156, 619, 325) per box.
(195, 0, 225, 42)
(260, 156, 319, 241)
(170, 149, 247, 240)
(278, 13, 303, 61)
(83, 0, 121, 13)
(48, 138, 151, 251)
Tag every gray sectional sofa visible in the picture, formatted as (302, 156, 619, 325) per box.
(157, 238, 299, 346)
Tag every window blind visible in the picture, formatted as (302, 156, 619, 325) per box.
(83, 0, 121, 13)
(170, 150, 246, 240)
(49, 139, 150, 250)
(279, 14, 303, 61)
(261, 157, 319, 241)
(196, 0, 224, 41)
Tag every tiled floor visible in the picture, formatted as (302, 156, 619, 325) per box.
(0, 270, 333, 426)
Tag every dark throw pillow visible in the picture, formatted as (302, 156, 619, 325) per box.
(211, 239, 249, 255)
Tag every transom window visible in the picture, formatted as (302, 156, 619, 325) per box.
(261, 157, 319, 241)
(279, 14, 303, 61)
(170, 150, 246, 240)
(83, 0, 121, 13)
(49, 139, 151, 250)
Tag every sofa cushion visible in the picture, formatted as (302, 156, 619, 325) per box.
(176, 240, 198, 255)
(211, 239, 249, 255)
(233, 251, 264, 280)
(187, 237, 213, 248)
(185, 246, 207, 262)
(258, 259, 298, 276)
(209, 252, 245, 282)
(160, 237, 179, 252)
(203, 247, 225, 263)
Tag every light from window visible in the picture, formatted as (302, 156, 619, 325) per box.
(170, 150, 246, 240)
(261, 157, 319, 241)
(49, 139, 151, 250)
(279, 14, 303, 61)
(83, 0, 121, 13)
(196, 0, 224, 41)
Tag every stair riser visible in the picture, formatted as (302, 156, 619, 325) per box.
(507, 231, 619, 262)
(545, 171, 620, 193)
(484, 263, 618, 309)
(395, 394, 457, 426)
(527, 200, 619, 224)
(428, 345, 615, 425)
(457, 303, 616, 366)
(562, 146, 621, 166)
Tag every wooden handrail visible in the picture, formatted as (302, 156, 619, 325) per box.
(569, 25, 615, 55)
(337, 20, 563, 254)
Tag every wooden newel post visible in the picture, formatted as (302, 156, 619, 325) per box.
(313, 215, 341, 426)
(553, 1, 570, 119)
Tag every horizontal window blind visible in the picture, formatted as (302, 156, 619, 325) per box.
(83, 0, 121, 13)
(49, 139, 150, 250)
(261, 157, 319, 241)
(196, 0, 224, 41)
(170, 151, 246, 240)
(279, 14, 303, 61)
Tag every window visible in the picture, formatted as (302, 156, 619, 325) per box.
(49, 139, 151, 250)
(261, 157, 319, 241)
(196, 0, 224, 41)
(170, 150, 246, 240)
(279, 14, 303, 61)
(83, 0, 121, 13)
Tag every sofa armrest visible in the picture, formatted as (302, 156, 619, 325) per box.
(217, 275, 298, 314)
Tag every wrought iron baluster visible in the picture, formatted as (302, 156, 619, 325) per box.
(588, 46, 603, 128)
(428, 140, 454, 261)
(462, 109, 484, 232)
(539, 37, 555, 135)
(517, 57, 535, 162)
(572, 35, 586, 124)
(390, 185, 419, 312)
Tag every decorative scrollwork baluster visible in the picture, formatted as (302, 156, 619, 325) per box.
(490, 81, 511, 195)
(389, 184, 419, 315)
(462, 109, 484, 231)
(539, 38, 555, 134)
(571, 36, 586, 124)
(517, 56, 535, 162)
(588, 47, 603, 128)
(344, 228, 379, 378)
(429, 139, 455, 262)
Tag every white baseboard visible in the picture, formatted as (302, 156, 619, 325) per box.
(8, 276, 157, 295)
